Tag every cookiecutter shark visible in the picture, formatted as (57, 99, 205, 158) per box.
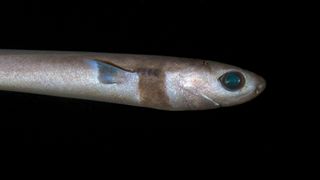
(0, 50, 266, 110)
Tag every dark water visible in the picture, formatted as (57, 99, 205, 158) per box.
(0, 1, 298, 170)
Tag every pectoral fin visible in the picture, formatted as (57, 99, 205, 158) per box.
(87, 59, 134, 84)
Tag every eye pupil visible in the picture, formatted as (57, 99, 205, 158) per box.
(220, 71, 244, 91)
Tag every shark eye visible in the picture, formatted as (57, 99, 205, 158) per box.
(219, 71, 245, 91)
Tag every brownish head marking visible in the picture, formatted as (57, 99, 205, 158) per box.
(137, 68, 170, 109)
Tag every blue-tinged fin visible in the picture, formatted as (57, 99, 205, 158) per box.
(87, 59, 133, 84)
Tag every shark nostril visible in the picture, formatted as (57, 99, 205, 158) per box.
(255, 83, 266, 94)
(255, 88, 260, 94)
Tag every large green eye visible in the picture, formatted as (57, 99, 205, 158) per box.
(219, 71, 245, 91)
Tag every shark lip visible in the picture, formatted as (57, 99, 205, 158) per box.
(199, 93, 220, 107)
(180, 85, 221, 108)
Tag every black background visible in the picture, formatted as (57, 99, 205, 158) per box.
(0, 1, 292, 165)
